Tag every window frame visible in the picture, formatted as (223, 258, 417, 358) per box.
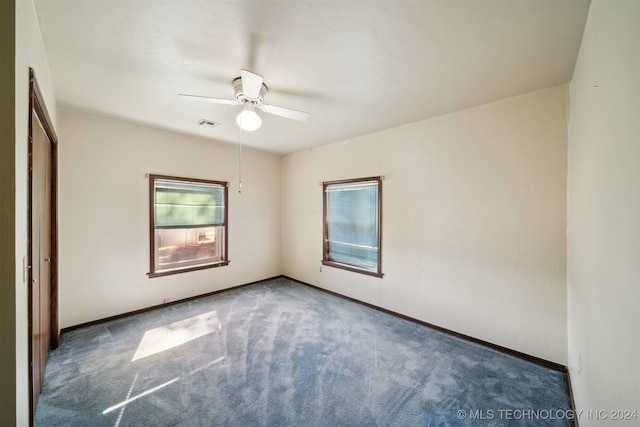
(322, 176, 383, 278)
(148, 174, 229, 278)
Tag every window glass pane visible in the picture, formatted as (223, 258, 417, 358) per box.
(325, 180, 379, 271)
(155, 226, 223, 271)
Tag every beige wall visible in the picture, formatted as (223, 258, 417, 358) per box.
(13, 0, 59, 424)
(567, 0, 640, 423)
(282, 86, 569, 364)
(58, 110, 282, 328)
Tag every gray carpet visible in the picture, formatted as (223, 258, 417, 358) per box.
(35, 277, 573, 426)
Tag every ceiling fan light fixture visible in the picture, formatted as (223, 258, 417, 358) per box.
(236, 103, 262, 132)
(180, 68, 309, 131)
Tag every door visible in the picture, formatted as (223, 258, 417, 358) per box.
(28, 68, 58, 423)
(30, 115, 51, 411)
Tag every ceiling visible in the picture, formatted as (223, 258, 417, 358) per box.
(35, 0, 590, 155)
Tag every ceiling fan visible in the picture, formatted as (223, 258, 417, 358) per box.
(180, 69, 310, 132)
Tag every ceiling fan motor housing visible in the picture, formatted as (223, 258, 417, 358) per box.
(233, 76, 267, 105)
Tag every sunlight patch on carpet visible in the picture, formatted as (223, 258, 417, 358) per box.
(102, 376, 180, 415)
(132, 311, 220, 361)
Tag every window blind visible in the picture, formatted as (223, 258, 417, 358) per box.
(154, 179, 225, 228)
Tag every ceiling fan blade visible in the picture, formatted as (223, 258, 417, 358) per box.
(240, 69, 264, 99)
(179, 94, 239, 106)
(259, 104, 310, 122)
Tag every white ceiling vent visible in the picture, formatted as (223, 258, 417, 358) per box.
(197, 119, 221, 128)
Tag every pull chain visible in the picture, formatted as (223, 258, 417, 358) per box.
(238, 118, 243, 194)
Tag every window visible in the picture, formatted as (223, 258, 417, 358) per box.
(322, 176, 383, 277)
(149, 175, 228, 277)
